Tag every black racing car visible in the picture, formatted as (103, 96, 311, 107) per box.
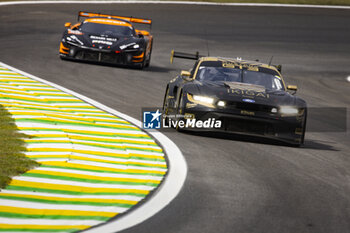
(163, 50, 307, 146)
(59, 11, 153, 68)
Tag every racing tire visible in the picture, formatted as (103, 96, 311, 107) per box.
(145, 42, 153, 68)
(291, 109, 307, 147)
(59, 55, 68, 60)
(136, 55, 147, 70)
(299, 108, 307, 146)
(137, 45, 149, 69)
(175, 91, 185, 132)
(134, 59, 146, 70)
(162, 87, 170, 122)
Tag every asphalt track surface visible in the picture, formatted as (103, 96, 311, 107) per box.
(1, 3, 350, 233)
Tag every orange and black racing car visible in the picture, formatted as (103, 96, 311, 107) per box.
(59, 11, 153, 68)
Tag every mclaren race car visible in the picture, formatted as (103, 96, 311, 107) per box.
(59, 11, 153, 68)
(163, 51, 307, 146)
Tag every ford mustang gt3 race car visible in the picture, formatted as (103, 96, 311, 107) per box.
(163, 50, 307, 146)
(59, 11, 153, 68)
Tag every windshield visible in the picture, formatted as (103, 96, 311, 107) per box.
(80, 22, 134, 36)
(196, 66, 284, 90)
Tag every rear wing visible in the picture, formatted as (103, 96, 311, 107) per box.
(78, 11, 152, 26)
(170, 50, 204, 64)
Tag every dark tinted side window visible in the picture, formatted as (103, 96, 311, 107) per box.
(190, 61, 199, 78)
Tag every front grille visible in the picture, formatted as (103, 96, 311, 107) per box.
(74, 50, 122, 63)
(223, 118, 275, 135)
(226, 101, 274, 113)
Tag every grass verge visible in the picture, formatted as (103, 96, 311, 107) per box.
(0, 104, 38, 189)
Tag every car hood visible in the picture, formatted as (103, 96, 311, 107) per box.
(187, 81, 305, 107)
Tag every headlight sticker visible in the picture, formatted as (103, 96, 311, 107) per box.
(120, 42, 137, 50)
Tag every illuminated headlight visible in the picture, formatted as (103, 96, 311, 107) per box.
(279, 106, 299, 115)
(193, 95, 214, 105)
(271, 107, 278, 113)
(217, 101, 226, 107)
(120, 43, 140, 50)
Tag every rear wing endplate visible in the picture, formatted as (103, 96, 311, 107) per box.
(78, 11, 152, 26)
(273, 64, 282, 73)
(170, 50, 204, 64)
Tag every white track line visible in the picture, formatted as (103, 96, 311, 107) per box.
(0, 62, 187, 233)
(0, 0, 350, 9)
(1, 190, 145, 201)
(13, 176, 157, 190)
(0, 218, 103, 226)
(0, 200, 128, 213)
(32, 167, 164, 180)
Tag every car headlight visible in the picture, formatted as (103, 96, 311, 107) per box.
(120, 43, 140, 50)
(279, 106, 299, 115)
(217, 101, 226, 107)
(193, 95, 214, 104)
(187, 94, 215, 108)
(66, 35, 84, 46)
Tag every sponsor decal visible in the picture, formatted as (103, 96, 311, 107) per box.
(222, 61, 236, 68)
(240, 110, 255, 116)
(90, 35, 117, 42)
(92, 40, 113, 45)
(227, 88, 269, 98)
(222, 61, 258, 71)
(186, 103, 197, 108)
(68, 29, 83, 35)
(246, 65, 259, 71)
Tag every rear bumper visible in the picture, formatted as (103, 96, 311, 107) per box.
(59, 43, 144, 66)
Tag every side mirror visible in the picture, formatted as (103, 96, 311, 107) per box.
(136, 30, 150, 36)
(64, 22, 72, 28)
(287, 85, 298, 94)
(180, 70, 192, 81)
(181, 70, 191, 77)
